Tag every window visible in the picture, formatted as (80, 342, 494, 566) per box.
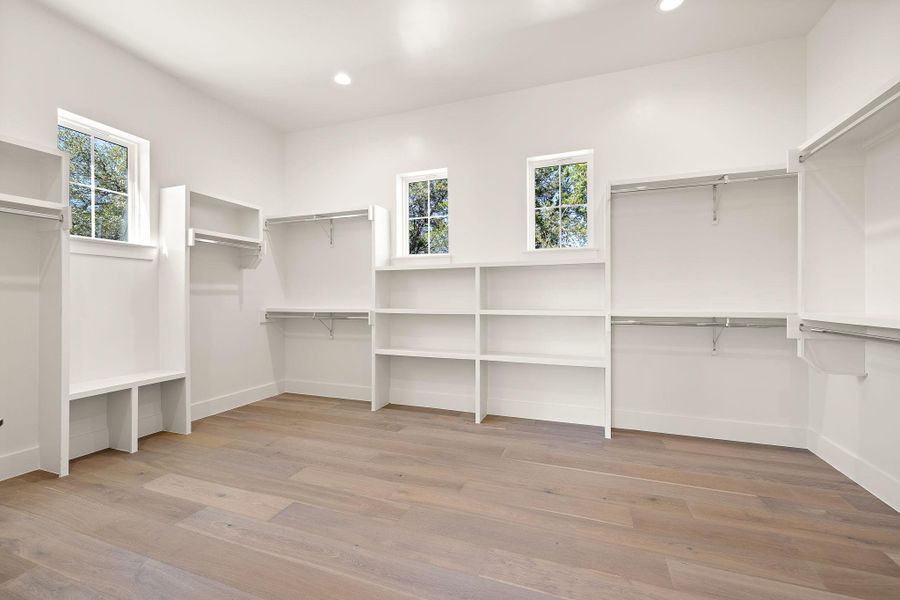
(57, 112, 142, 242)
(527, 150, 593, 250)
(398, 169, 449, 255)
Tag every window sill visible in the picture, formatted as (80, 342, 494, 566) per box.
(392, 254, 453, 266)
(69, 236, 158, 261)
(524, 247, 602, 256)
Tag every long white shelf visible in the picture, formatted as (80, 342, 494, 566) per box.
(480, 308, 607, 317)
(70, 370, 186, 401)
(375, 348, 477, 360)
(266, 207, 371, 226)
(267, 306, 369, 315)
(611, 309, 791, 319)
(375, 308, 476, 315)
(375, 348, 607, 368)
(377, 256, 605, 271)
(481, 352, 607, 368)
(189, 228, 262, 247)
(801, 312, 900, 330)
(796, 74, 900, 163)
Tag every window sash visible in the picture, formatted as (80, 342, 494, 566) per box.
(59, 118, 137, 242)
(527, 151, 594, 251)
(400, 169, 449, 256)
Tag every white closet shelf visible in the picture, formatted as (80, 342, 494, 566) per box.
(267, 306, 370, 314)
(480, 309, 607, 317)
(265, 207, 371, 226)
(801, 313, 900, 330)
(375, 308, 476, 315)
(189, 228, 262, 248)
(69, 370, 185, 401)
(480, 352, 607, 368)
(0, 191, 66, 220)
(795, 75, 900, 163)
(611, 309, 791, 319)
(375, 348, 476, 360)
(377, 256, 604, 272)
(610, 165, 791, 194)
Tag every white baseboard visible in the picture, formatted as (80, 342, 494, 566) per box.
(191, 381, 281, 420)
(282, 379, 370, 402)
(614, 409, 808, 448)
(0, 446, 39, 481)
(489, 399, 603, 426)
(807, 429, 900, 512)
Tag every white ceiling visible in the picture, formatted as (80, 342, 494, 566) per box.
(37, 0, 833, 131)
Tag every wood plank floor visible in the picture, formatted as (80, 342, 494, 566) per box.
(2, 394, 900, 599)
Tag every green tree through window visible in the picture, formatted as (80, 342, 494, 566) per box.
(57, 125, 129, 241)
(408, 177, 448, 254)
(534, 161, 588, 249)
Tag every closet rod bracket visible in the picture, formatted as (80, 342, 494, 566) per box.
(317, 218, 334, 247)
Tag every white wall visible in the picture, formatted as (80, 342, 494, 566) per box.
(285, 38, 807, 262)
(0, 0, 284, 471)
(805, 0, 900, 135)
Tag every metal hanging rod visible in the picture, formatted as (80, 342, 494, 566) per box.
(799, 87, 900, 162)
(194, 237, 260, 250)
(800, 324, 900, 345)
(612, 319, 784, 328)
(265, 311, 369, 340)
(0, 206, 64, 222)
(610, 173, 795, 196)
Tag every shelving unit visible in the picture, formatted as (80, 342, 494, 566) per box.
(372, 258, 610, 433)
(184, 189, 264, 267)
(264, 206, 389, 401)
(608, 166, 808, 447)
(0, 136, 69, 477)
(67, 187, 192, 466)
(792, 76, 900, 375)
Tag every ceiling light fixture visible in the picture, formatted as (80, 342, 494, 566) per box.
(333, 72, 352, 86)
(657, 0, 684, 11)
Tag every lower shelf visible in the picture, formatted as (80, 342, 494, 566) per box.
(480, 352, 607, 368)
(69, 369, 186, 401)
(375, 348, 476, 360)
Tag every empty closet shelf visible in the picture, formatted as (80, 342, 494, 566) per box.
(801, 313, 900, 330)
(374, 308, 476, 315)
(70, 370, 186, 401)
(189, 228, 261, 248)
(480, 309, 607, 317)
(375, 348, 476, 360)
(480, 352, 607, 368)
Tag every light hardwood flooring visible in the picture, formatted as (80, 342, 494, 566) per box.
(2, 394, 900, 599)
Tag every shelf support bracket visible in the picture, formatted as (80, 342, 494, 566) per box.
(315, 315, 335, 339)
(711, 318, 727, 353)
(317, 218, 334, 247)
(712, 183, 719, 225)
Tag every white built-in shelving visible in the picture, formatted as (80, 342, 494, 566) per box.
(0, 136, 70, 476)
(372, 257, 610, 434)
(184, 189, 264, 267)
(262, 206, 389, 400)
(792, 76, 900, 375)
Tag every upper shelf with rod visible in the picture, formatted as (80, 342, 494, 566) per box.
(792, 74, 900, 166)
(609, 165, 796, 224)
(265, 206, 372, 247)
(0, 136, 70, 227)
(182, 188, 264, 265)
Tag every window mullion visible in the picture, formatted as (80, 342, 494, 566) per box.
(90, 134, 96, 239)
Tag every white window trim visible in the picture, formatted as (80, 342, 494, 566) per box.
(58, 109, 151, 248)
(395, 167, 450, 258)
(526, 149, 595, 252)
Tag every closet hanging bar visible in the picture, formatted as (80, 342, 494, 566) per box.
(800, 324, 900, 345)
(612, 319, 784, 328)
(264, 311, 369, 340)
(0, 205, 64, 222)
(610, 173, 795, 196)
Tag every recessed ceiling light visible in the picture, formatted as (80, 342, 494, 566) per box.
(657, 0, 684, 11)
(333, 72, 352, 86)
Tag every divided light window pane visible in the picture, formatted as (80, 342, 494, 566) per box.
(57, 125, 129, 241)
(408, 177, 449, 255)
(534, 161, 587, 249)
